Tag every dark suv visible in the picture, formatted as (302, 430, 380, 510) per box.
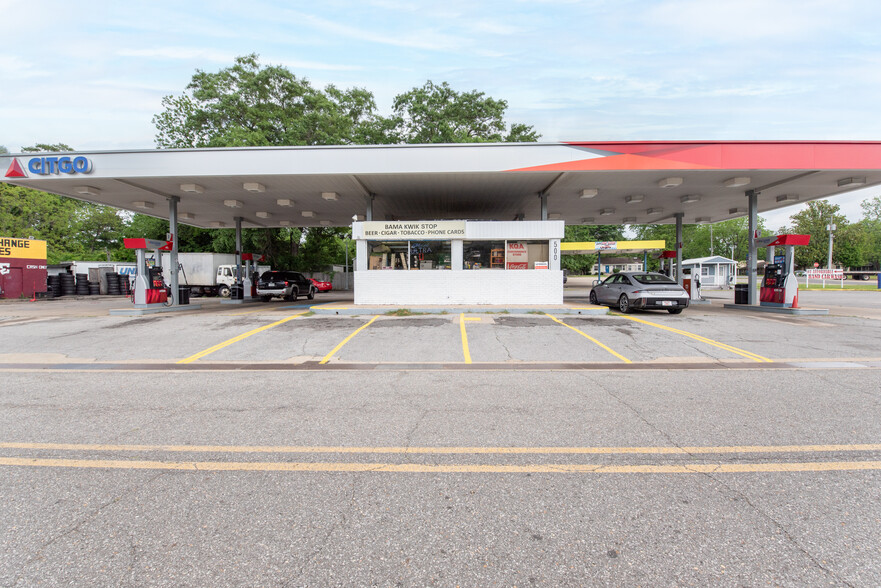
(256, 271, 316, 302)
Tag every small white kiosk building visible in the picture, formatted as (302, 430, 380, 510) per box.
(353, 220, 563, 305)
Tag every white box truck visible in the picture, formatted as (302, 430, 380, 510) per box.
(159, 252, 270, 297)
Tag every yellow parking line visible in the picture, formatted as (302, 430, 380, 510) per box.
(1, 457, 878, 474)
(612, 313, 771, 362)
(177, 311, 309, 364)
(544, 314, 631, 363)
(460, 313, 472, 364)
(319, 315, 378, 364)
(3, 441, 879, 455)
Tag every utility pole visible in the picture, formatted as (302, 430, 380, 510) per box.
(827, 220, 836, 270)
(710, 223, 714, 256)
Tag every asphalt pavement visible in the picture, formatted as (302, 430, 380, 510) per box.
(1, 288, 880, 586)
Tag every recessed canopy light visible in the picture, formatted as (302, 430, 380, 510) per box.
(776, 194, 799, 203)
(729, 207, 747, 214)
(243, 182, 265, 193)
(695, 217, 711, 224)
(658, 177, 683, 188)
(279, 220, 292, 226)
(580, 188, 598, 199)
(301, 211, 315, 217)
(351, 214, 365, 221)
(276, 199, 294, 207)
(224, 200, 243, 208)
(581, 217, 595, 223)
(625, 194, 644, 204)
(548, 213, 562, 220)
(210, 221, 226, 228)
(623, 217, 636, 223)
(724, 177, 751, 188)
(321, 192, 339, 201)
(646, 207, 664, 215)
(133, 200, 154, 210)
(256, 211, 271, 219)
(320, 220, 332, 226)
(680, 194, 701, 204)
(837, 177, 866, 187)
(74, 186, 100, 196)
(600, 208, 615, 216)
(179, 212, 195, 221)
(180, 183, 204, 193)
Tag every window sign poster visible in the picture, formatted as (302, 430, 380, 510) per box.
(507, 241, 527, 269)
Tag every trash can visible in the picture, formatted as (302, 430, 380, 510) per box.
(231, 285, 244, 300)
(178, 286, 190, 305)
(734, 284, 748, 304)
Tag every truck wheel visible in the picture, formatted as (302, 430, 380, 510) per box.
(307, 288, 315, 300)
(287, 289, 298, 301)
(217, 284, 231, 298)
(260, 295, 272, 302)
(667, 308, 683, 314)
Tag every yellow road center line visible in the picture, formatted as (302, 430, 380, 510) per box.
(544, 313, 631, 363)
(612, 313, 772, 363)
(2, 442, 879, 455)
(319, 315, 378, 364)
(177, 311, 309, 364)
(460, 313, 472, 364)
(1, 457, 879, 474)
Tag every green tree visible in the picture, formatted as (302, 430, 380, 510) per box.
(858, 196, 881, 270)
(152, 54, 384, 148)
(561, 224, 625, 274)
(388, 80, 540, 144)
(785, 200, 849, 268)
(21, 143, 74, 153)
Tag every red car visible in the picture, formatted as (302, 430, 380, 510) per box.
(310, 278, 332, 292)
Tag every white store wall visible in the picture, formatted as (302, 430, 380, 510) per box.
(352, 220, 564, 305)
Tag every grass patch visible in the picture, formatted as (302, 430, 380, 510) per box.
(384, 308, 425, 316)
(300, 310, 315, 317)
(527, 310, 544, 315)
(487, 309, 509, 314)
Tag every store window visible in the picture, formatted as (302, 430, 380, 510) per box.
(367, 241, 452, 270)
(463, 241, 506, 269)
(510, 240, 549, 269)
(367, 241, 409, 270)
(409, 241, 451, 270)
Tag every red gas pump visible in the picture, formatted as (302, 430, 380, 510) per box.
(755, 234, 810, 308)
(124, 238, 173, 306)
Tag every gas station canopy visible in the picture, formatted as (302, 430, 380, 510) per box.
(3, 141, 881, 228)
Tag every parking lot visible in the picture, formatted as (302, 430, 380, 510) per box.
(1, 284, 880, 369)
(2, 285, 880, 586)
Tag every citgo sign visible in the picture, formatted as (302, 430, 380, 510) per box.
(5, 156, 93, 178)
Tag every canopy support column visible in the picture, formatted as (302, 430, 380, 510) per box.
(365, 193, 375, 221)
(674, 213, 684, 285)
(235, 216, 243, 292)
(168, 196, 179, 306)
(539, 192, 548, 221)
(747, 189, 758, 305)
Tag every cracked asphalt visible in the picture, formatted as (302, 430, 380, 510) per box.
(1, 290, 880, 586)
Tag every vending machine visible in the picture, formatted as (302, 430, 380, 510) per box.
(755, 234, 810, 308)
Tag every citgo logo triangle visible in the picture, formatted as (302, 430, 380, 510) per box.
(5, 158, 27, 178)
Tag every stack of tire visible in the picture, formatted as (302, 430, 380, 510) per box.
(118, 274, 132, 297)
(59, 273, 76, 296)
(47, 274, 62, 298)
(88, 281, 101, 295)
(75, 273, 90, 296)
(106, 272, 121, 296)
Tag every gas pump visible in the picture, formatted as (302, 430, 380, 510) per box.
(241, 253, 265, 299)
(124, 238, 173, 306)
(755, 234, 810, 308)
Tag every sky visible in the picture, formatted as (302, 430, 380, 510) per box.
(2, 0, 881, 230)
